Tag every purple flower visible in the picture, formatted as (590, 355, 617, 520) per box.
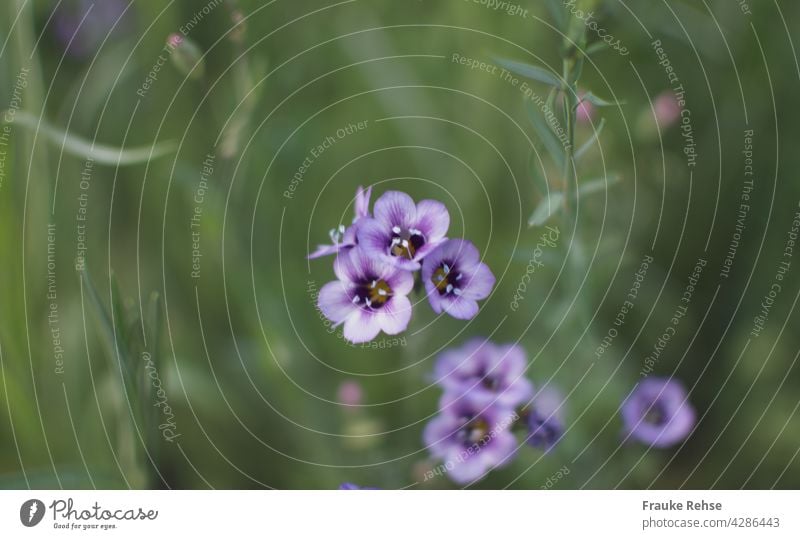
(621, 377, 696, 448)
(318, 247, 413, 343)
(433, 339, 533, 408)
(423, 392, 518, 484)
(421, 239, 495, 320)
(308, 186, 372, 259)
(339, 483, 378, 490)
(53, 0, 132, 59)
(357, 191, 450, 271)
(526, 386, 565, 451)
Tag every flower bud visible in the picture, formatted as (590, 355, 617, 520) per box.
(167, 33, 205, 80)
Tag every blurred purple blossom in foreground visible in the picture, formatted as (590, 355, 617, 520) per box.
(525, 386, 565, 452)
(621, 377, 696, 448)
(423, 391, 518, 484)
(433, 338, 532, 408)
(52, 0, 132, 59)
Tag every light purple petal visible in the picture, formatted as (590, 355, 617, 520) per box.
(342, 309, 382, 343)
(445, 449, 489, 485)
(355, 218, 391, 260)
(415, 199, 450, 242)
(377, 295, 412, 335)
(439, 295, 480, 320)
(373, 190, 416, 228)
(354, 185, 372, 219)
(333, 249, 361, 284)
(308, 243, 342, 260)
(385, 268, 414, 296)
(422, 414, 459, 459)
(318, 281, 355, 324)
(461, 262, 495, 300)
(438, 239, 481, 269)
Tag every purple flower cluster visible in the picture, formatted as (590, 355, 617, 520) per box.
(423, 339, 565, 484)
(311, 188, 495, 343)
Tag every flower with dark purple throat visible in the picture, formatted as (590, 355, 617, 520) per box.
(308, 186, 372, 259)
(423, 391, 518, 484)
(621, 377, 696, 448)
(525, 386, 565, 451)
(433, 339, 532, 408)
(356, 191, 449, 271)
(318, 247, 413, 343)
(421, 239, 495, 320)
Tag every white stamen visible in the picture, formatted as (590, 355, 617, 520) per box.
(371, 280, 377, 288)
(365, 298, 373, 307)
(378, 289, 387, 296)
(435, 273, 444, 282)
(410, 228, 422, 236)
(352, 296, 360, 304)
(443, 263, 450, 274)
(391, 237, 401, 246)
(453, 288, 463, 296)
(401, 239, 409, 247)
(455, 273, 462, 281)
(392, 226, 402, 234)
(446, 284, 454, 294)
(338, 224, 346, 234)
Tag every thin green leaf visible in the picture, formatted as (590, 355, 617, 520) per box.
(7, 110, 176, 165)
(579, 92, 624, 108)
(584, 40, 609, 57)
(494, 57, 561, 88)
(528, 191, 564, 227)
(576, 174, 621, 199)
(575, 118, 607, 160)
(525, 98, 565, 166)
(546, 0, 567, 30)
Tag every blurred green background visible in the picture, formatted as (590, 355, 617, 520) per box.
(0, 0, 799, 489)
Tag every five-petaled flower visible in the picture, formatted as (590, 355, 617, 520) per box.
(621, 377, 696, 448)
(357, 191, 450, 271)
(422, 239, 495, 320)
(423, 391, 518, 485)
(318, 247, 413, 344)
(433, 338, 533, 408)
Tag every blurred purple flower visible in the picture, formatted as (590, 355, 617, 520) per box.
(308, 186, 372, 259)
(318, 247, 413, 343)
(53, 0, 131, 59)
(423, 391, 518, 484)
(621, 377, 696, 448)
(433, 338, 533, 408)
(339, 483, 378, 490)
(357, 191, 449, 271)
(526, 386, 565, 451)
(421, 239, 495, 320)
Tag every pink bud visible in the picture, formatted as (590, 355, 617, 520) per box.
(653, 91, 681, 127)
(337, 380, 363, 407)
(167, 33, 183, 48)
(576, 96, 594, 124)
